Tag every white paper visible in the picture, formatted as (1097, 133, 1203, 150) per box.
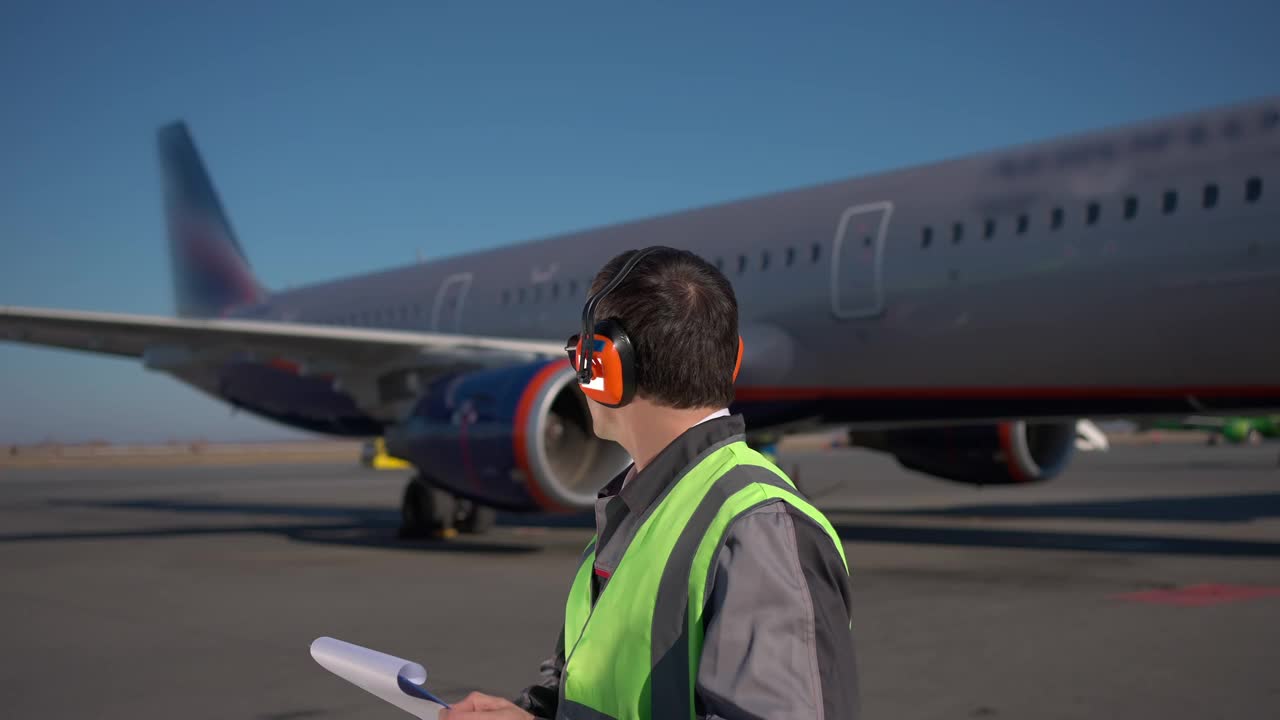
(310, 636, 447, 718)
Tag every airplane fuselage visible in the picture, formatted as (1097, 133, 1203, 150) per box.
(200, 98, 1280, 435)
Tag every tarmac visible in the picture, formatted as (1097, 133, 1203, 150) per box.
(1, 442, 1278, 719)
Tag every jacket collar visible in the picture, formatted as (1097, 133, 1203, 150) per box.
(599, 413, 747, 513)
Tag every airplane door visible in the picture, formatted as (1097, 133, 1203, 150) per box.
(432, 273, 472, 332)
(830, 201, 892, 319)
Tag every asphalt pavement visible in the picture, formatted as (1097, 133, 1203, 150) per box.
(1, 442, 1278, 719)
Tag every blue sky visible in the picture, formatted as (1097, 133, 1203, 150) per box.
(2, 1, 1277, 443)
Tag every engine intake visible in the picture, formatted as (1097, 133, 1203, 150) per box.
(385, 359, 631, 511)
(851, 420, 1077, 486)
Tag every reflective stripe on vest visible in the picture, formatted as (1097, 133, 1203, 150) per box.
(558, 441, 847, 720)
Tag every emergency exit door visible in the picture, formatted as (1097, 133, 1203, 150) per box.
(831, 201, 892, 319)
(432, 273, 472, 332)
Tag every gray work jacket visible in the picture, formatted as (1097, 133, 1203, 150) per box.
(515, 414, 860, 720)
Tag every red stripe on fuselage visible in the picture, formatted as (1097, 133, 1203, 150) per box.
(734, 385, 1280, 401)
(513, 359, 574, 512)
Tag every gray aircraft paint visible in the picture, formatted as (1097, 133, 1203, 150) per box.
(245, 97, 1279, 404)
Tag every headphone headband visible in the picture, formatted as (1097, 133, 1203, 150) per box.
(578, 247, 662, 383)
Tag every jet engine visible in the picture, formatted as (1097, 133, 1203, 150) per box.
(385, 359, 631, 513)
(850, 420, 1077, 486)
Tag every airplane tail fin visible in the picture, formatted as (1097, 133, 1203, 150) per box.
(158, 121, 268, 318)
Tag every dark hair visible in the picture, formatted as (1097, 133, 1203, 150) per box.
(590, 246, 739, 409)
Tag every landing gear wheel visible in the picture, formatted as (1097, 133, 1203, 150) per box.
(455, 499, 497, 535)
(399, 476, 457, 539)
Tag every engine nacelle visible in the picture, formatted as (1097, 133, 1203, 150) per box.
(851, 420, 1077, 486)
(384, 359, 631, 512)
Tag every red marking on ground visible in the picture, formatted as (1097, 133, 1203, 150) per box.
(1115, 584, 1280, 607)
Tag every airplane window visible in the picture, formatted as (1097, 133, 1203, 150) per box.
(551, 282, 560, 300)
(414, 303, 422, 317)
(1263, 109, 1279, 131)
(1203, 184, 1219, 209)
(1222, 118, 1242, 140)
(715, 257, 724, 272)
(518, 288, 526, 304)
(1163, 190, 1178, 214)
(921, 226, 933, 248)
(785, 247, 795, 266)
(1188, 125, 1208, 145)
(1086, 202, 1100, 225)
(568, 279, 577, 296)
(534, 285, 542, 302)
(1050, 207, 1063, 230)
(1246, 176, 1262, 203)
(400, 305, 409, 322)
(1016, 214, 1029, 235)
(734, 254, 745, 274)
(951, 223, 963, 244)
(1124, 196, 1138, 220)
(811, 243, 821, 263)
(1131, 130, 1170, 152)
(983, 219, 995, 240)
(501, 289, 510, 305)
(761, 250, 770, 270)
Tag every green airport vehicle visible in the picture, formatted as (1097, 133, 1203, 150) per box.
(1147, 415, 1280, 445)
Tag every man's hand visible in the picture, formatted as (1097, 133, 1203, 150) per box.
(437, 691, 533, 720)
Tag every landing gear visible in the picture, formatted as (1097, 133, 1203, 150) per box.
(400, 475, 454, 539)
(399, 475, 497, 539)
(454, 498, 496, 535)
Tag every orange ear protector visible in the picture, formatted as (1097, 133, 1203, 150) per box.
(566, 247, 744, 408)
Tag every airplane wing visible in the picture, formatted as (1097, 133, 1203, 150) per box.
(0, 305, 564, 419)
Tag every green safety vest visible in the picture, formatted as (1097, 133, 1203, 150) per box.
(558, 441, 848, 720)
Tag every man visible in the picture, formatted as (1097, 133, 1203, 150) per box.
(441, 247, 858, 719)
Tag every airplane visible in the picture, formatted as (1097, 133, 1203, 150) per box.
(3, 95, 1279, 537)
